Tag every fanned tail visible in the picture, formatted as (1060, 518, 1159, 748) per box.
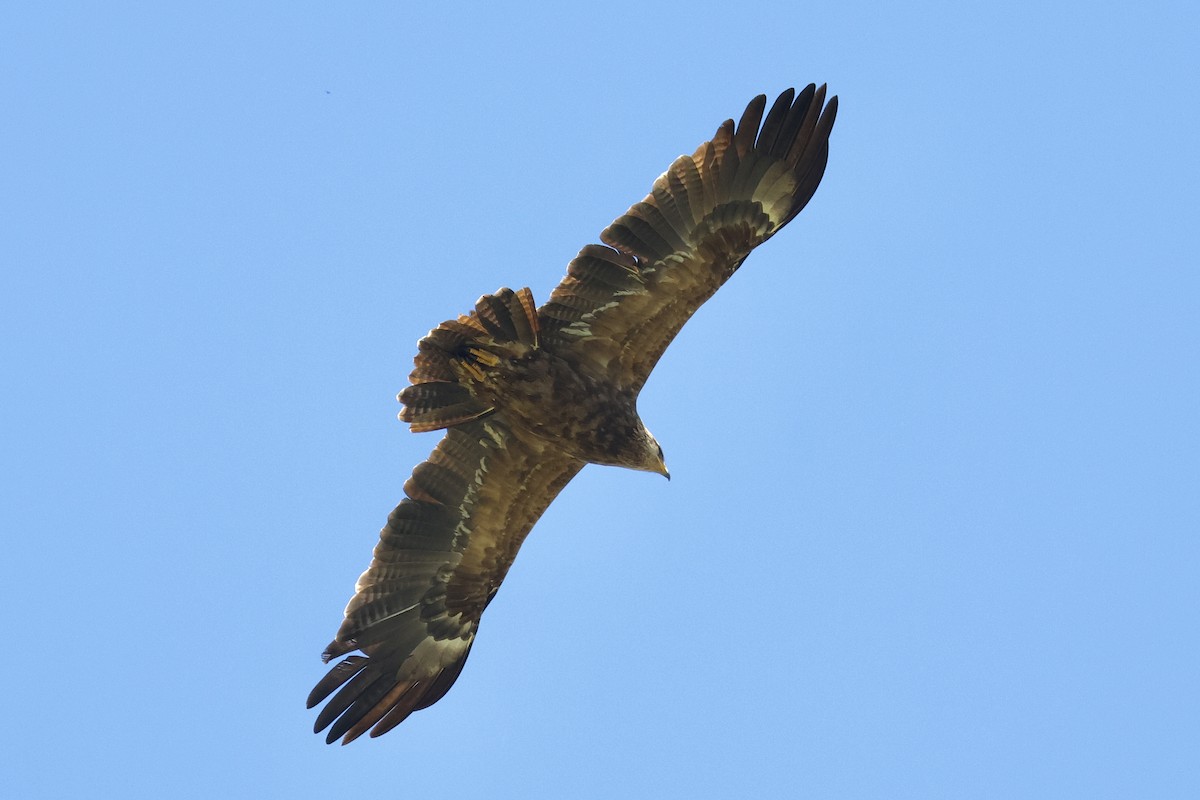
(398, 287, 539, 433)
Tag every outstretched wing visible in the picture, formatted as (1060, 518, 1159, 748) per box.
(308, 417, 584, 744)
(538, 85, 837, 391)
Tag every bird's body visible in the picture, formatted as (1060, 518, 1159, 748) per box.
(309, 85, 838, 743)
(404, 304, 660, 471)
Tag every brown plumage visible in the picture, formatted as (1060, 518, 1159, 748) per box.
(309, 85, 838, 743)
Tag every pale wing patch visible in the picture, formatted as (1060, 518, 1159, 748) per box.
(403, 629, 474, 673)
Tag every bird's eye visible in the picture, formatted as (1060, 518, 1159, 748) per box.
(656, 445, 664, 460)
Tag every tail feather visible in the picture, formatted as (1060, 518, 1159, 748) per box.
(398, 383, 491, 433)
(398, 287, 539, 433)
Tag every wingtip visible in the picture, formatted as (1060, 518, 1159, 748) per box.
(337, 729, 365, 746)
(321, 637, 357, 664)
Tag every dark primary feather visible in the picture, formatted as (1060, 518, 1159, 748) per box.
(311, 86, 836, 743)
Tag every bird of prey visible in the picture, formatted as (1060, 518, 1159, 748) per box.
(309, 85, 838, 743)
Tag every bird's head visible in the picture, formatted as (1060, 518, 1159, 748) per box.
(636, 428, 670, 480)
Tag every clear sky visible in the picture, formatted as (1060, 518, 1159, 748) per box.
(3, 2, 1198, 798)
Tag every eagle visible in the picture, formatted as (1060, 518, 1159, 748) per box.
(309, 85, 838, 743)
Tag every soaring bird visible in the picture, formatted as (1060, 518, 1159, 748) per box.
(309, 85, 838, 743)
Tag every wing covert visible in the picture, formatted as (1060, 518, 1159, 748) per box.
(538, 85, 837, 390)
(308, 417, 584, 743)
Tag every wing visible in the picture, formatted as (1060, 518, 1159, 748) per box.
(538, 85, 837, 391)
(308, 417, 584, 744)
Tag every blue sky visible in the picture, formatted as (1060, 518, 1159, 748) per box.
(4, 2, 1198, 797)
